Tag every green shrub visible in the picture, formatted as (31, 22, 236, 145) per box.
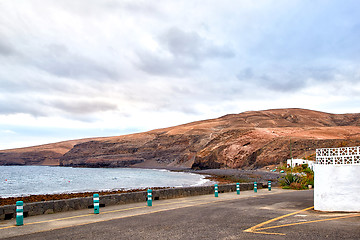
(280, 167, 314, 190)
(284, 174, 301, 185)
(280, 173, 300, 187)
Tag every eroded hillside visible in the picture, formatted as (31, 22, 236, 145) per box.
(1, 108, 360, 169)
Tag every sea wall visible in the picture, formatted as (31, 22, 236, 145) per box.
(0, 182, 266, 220)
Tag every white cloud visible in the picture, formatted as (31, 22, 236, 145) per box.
(1, 0, 360, 149)
(1, 130, 16, 134)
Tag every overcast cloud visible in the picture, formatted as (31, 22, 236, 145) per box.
(1, 0, 360, 149)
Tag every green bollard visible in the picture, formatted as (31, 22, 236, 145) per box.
(147, 189, 152, 206)
(16, 201, 23, 226)
(93, 194, 99, 214)
(236, 183, 240, 195)
(268, 180, 272, 191)
(254, 182, 257, 193)
(214, 184, 219, 197)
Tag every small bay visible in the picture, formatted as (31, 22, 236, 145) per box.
(0, 166, 212, 198)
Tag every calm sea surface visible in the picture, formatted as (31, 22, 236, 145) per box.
(0, 166, 212, 198)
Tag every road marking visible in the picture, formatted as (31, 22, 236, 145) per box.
(244, 206, 314, 234)
(256, 213, 360, 231)
(244, 206, 360, 235)
(0, 225, 16, 230)
(249, 230, 285, 236)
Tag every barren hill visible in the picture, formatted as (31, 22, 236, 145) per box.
(1, 108, 360, 169)
(0, 137, 106, 166)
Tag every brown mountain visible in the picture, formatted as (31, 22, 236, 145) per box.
(0, 138, 105, 166)
(1, 108, 360, 169)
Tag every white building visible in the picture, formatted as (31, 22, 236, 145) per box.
(314, 146, 360, 212)
(287, 158, 314, 170)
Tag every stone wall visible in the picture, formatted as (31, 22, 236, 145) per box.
(0, 182, 266, 220)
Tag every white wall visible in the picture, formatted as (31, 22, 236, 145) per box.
(314, 164, 360, 212)
(287, 159, 314, 169)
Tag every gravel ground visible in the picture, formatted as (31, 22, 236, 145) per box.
(183, 169, 283, 184)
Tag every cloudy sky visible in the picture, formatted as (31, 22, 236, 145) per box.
(1, 0, 360, 150)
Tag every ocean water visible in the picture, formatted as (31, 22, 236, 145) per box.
(0, 166, 212, 198)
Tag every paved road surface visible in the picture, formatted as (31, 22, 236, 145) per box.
(1, 188, 359, 239)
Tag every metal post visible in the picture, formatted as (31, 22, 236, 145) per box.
(290, 139, 293, 174)
(268, 181, 271, 191)
(16, 201, 23, 226)
(254, 182, 257, 193)
(215, 184, 218, 197)
(147, 189, 152, 206)
(236, 183, 240, 195)
(93, 194, 99, 214)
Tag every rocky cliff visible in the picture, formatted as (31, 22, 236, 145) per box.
(1, 108, 360, 169)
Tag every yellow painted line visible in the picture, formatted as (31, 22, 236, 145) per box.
(249, 231, 285, 236)
(0, 212, 96, 230)
(25, 213, 94, 226)
(256, 213, 360, 231)
(0, 225, 16, 230)
(244, 206, 314, 234)
(244, 206, 360, 236)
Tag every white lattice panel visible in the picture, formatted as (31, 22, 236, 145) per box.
(316, 146, 360, 165)
(329, 148, 338, 156)
(344, 156, 352, 164)
(334, 157, 342, 164)
(354, 156, 360, 164)
(349, 147, 358, 155)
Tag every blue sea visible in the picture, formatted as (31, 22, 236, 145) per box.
(0, 166, 213, 198)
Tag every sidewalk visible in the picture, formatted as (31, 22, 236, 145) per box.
(0, 188, 284, 239)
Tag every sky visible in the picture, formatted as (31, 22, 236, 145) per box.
(1, 0, 360, 150)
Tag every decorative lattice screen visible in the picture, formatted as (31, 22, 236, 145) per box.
(316, 146, 360, 165)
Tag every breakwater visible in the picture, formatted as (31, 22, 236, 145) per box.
(0, 182, 266, 220)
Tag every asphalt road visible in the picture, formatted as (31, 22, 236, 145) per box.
(1, 189, 359, 239)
